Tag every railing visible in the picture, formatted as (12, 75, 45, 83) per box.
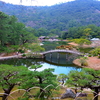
(41, 49, 82, 55)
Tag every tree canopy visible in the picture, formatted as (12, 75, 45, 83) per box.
(0, 12, 37, 47)
(0, 64, 58, 100)
(1, 0, 100, 31)
(66, 68, 100, 100)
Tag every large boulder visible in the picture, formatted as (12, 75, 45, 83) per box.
(61, 88, 76, 99)
(76, 92, 87, 97)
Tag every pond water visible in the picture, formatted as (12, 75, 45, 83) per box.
(0, 41, 82, 74)
(0, 52, 81, 75)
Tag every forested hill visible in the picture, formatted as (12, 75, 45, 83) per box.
(0, 0, 100, 31)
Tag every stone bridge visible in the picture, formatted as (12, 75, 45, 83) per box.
(41, 49, 82, 55)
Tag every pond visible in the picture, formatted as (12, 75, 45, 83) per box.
(0, 41, 82, 74)
(0, 52, 81, 75)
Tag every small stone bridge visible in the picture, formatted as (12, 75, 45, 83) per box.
(0, 49, 82, 60)
(41, 49, 82, 55)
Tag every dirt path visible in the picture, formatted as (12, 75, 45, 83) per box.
(0, 54, 23, 60)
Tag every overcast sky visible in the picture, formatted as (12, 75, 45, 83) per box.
(0, 0, 75, 6)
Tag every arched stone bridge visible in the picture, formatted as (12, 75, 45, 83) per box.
(41, 49, 82, 55)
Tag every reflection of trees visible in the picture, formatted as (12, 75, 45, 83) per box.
(0, 58, 44, 67)
(0, 53, 79, 67)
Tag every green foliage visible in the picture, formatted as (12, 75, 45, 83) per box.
(0, 11, 10, 46)
(24, 43, 45, 52)
(65, 24, 100, 39)
(1, 2, 100, 40)
(22, 54, 26, 57)
(0, 11, 38, 49)
(1, 0, 100, 32)
(79, 57, 88, 66)
(0, 64, 58, 100)
(21, 65, 58, 99)
(66, 68, 100, 100)
(89, 47, 100, 56)
(10, 45, 20, 52)
(71, 38, 91, 46)
(18, 49, 25, 53)
(57, 73, 68, 85)
(0, 64, 30, 99)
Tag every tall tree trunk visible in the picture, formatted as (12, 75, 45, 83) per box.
(38, 77, 44, 98)
(1, 40, 5, 47)
(61, 80, 64, 86)
(2, 85, 14, 100)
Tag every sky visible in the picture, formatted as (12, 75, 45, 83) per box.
(0, 0, 75, 6)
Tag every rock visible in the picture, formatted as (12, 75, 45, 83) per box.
(61, 88, 76, 99)
(76, 92, 87, 97)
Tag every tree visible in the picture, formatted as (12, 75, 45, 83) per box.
(59, 31, 68, 39)
(71, 38, 91, 47)
(19, 65, 58, 99)
(0, 11, 38, 48)
(20, 27, 37, 45)
(25, 26, 38, 37)
(23, 43, 45, 53)
(57, 73, 67, 86)
(0, 64, 30, 100)
(0, 12, 10, 46)
(66, 68, 100, 100)
(31, 66, 58, 98)
(83, 28, 92, 39)
(0, 64, 58, 100)
(37, 28, 48, 36)
(89, 47, 100, 57)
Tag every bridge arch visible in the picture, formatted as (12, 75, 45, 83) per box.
(41, 49, 82, 55)
(41, 49, 82, 60)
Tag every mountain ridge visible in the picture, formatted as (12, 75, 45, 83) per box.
(0, 0, 100, 31)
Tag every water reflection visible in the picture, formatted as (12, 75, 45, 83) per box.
(0, 53, 81, 74)
(44, 52, 79, 65)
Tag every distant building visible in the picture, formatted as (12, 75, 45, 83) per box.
(38, 35, 59, 41)
(39, 36, 46, 41)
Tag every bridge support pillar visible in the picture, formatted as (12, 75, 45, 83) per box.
(66, 53, 68, 59)
(57, 53, 60, 59)
(50, 53, 52, 58)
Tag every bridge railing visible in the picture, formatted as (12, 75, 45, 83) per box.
(40, 49, 82, 55)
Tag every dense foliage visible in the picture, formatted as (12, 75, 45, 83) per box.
(89, 47, 100, 57)
(66, 68, 100, 100)
(1, 0, 100, 32)
(70, 39, 91, 45)
(64, 24, 100, 39)
(1, 1, 100, 38)
(0, 11, 41, 53)
(0, 64, 58, 100)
